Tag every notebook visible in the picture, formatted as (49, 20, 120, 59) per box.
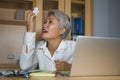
(70, 36, 120, 77)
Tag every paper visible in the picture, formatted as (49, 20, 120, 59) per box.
(33, 7, 39, 15)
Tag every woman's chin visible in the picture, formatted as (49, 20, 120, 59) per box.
(41, 35, 48, 40)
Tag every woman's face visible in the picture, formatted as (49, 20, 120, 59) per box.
(42, 15, 65, 40)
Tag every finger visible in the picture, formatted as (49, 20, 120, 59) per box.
(26, 12, 34, 22)
(24, 10, 31, 21)
(55, 60, 61, 65)
(56, 63, 64, 71)
(55, 63, 62, 71)
(29, 14, 36, 22)
(55, 60, 59, 62)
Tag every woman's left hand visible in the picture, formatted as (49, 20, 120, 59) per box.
(55, 60, 71, 71)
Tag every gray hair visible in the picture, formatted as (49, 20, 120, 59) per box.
(45, 10, 71, 39)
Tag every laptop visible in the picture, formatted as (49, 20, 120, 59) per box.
(70, 36, 120, 77)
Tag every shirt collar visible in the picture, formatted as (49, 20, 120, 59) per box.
(38, 40, 68, 51)
(39, 41, 47, 49)
(56, 39, 68, 51)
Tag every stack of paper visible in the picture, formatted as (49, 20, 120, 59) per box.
(30, 71, 55, 77)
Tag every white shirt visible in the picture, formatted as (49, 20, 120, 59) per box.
(20, 32, 76, 71)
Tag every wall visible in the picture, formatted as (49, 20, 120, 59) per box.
(94, 0, 120, 38)
(108, 0, 120, 37)
(0, 25, 26, 64)
(0, 8, 26, 64)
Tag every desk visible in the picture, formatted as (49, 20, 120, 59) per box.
(0, 64, 19, 70)
(0, 76, 120, 80)
(0, 66, 120, 80)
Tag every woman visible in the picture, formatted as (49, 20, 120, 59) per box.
(20, 9, 76, 71)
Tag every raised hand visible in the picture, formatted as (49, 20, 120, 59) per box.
(24, 10, 36, 32)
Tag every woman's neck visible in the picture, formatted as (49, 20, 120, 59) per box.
(47, 38, 62, 56)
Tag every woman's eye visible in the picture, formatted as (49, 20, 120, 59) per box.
(43, 21, 46, 24)
(49, 21, 52, 23)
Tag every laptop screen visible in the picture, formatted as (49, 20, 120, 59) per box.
(70, 36, 120, 76)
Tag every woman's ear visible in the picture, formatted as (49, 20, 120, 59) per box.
(59, 28, 66, 35)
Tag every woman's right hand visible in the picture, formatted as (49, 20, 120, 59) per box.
(25, 10, 36, 32)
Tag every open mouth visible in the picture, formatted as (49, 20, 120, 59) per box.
(42, 29, 48, 33)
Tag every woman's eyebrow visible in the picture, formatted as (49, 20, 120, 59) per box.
(48, 18, 54, 20)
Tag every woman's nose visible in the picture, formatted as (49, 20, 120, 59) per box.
(43, 22, 48, 28)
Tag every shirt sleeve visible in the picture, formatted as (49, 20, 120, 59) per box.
(20, 32, 38, 70)
(66, 41, 76, 64)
